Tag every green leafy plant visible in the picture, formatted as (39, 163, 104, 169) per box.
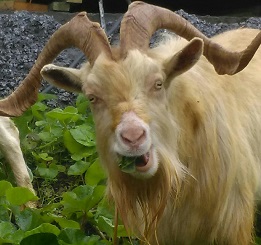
(0, 93, 136, 244)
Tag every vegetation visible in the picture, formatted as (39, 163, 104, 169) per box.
(0, 93, 136, 245)
(0, 93, 260, 244)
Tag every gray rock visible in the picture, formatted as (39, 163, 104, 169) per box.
(0, 11, 260, 107)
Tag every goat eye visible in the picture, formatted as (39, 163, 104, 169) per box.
(88, 94, 97, 103)
(155, 80, 163, 90)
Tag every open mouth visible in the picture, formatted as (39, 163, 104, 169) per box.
(118, 150, 152, 173)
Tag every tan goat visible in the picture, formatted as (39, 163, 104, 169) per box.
(0, 117, 35, 196)
(0, 1, 260, 244)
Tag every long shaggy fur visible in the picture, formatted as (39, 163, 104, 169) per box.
(97, 29, 261, 244)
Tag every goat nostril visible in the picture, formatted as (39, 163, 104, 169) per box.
(122, 137, 133, 146)
(120, 128, 146, 145)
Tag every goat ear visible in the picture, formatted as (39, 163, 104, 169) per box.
(163, 37, 203, 83)
(41, 64, 83, 92)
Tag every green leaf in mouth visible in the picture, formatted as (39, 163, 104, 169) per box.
(118, 156, 137, 173)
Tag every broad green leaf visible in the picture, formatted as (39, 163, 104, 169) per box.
(0, 205, 10, 222)
(116, 224, 129, 237)
(62, 185, 95, 215)
(0, 180, 12, 196)
(95, 200, 128, 237)
(24, 223, 60, 237)
(38, 131, 55, 142)
(6, 187, 38, 206)
(0, 197, 8, 209)
(0, 222, 24, 244)
(36, 162, 59, 179)
(35, 120, 48, 127)
(31, 102, 48, 120)
(76, 94, 90, 115)
(32, 101, 48, 112)
(3, 229, 24, 244)
(57, 164, 66, 173)
(58, 229, 86, 245)
(85, 185, 106, 211)
(76, 93, 89, 107)
(61, 192, 81, 215)
(70, 124, 96, 147)
(13, 110, 33, 139)
(46, 108, 78, 122)
(16, 209, 44, 231)
(71, 147, 97, 161)
(61, 185, 100, 214)
(21, 232, 59, 245)
(76, 101, 89, 115)
(63, 130, 86, 155)
(38, 93, 57, 102)
(96, 199, 114, 220)
(85, 159, 106, 186)
(58, 228, 102, 244)
(50, 126, 63, 138)
(97, 216, 128, 238)
(71, 153, 84, 161)
(97, 216, 114, 237)
(71, 185, 93, 200)
(38, 153, 53, 161)
(63, 106, 78, 114)
(51, 216, 80, 229)
(67, 161, 90, 176)
(0, 221, 16, 238)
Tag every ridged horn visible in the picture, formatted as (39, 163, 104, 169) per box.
(120, 1, 261, 75)
(0, 12, 112, 117)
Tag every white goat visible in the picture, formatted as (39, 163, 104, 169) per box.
(0, 1, 260, 244)
(0, 117, 34, 195)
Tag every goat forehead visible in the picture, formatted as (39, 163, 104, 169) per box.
(90, 63, 132, 101)
(123, 50, 161, 76)
(93, 50, 161, 87)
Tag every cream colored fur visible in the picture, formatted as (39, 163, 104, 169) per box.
(41, 28, 261, 244)
(0, 117, 35, 196)
(150, 29, 261, 244)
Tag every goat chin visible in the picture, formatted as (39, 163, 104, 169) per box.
(99, 140, 184, 241)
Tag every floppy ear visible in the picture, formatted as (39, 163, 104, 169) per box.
(41, 64, 83, 92)
(163, 38, 203, 86)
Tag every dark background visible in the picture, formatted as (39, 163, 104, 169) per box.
(33, 0, 261, 16)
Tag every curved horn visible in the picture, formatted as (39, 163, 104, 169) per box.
(120, 1, 261, 75)
(0, 12, 112, 117)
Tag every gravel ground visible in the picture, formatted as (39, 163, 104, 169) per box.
(0, 10, 260, 107)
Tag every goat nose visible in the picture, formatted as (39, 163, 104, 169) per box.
(121, 127, 146, 146)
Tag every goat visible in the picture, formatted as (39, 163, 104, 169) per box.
(0, 117, 35, 197)
(0, 1, 260, 244)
